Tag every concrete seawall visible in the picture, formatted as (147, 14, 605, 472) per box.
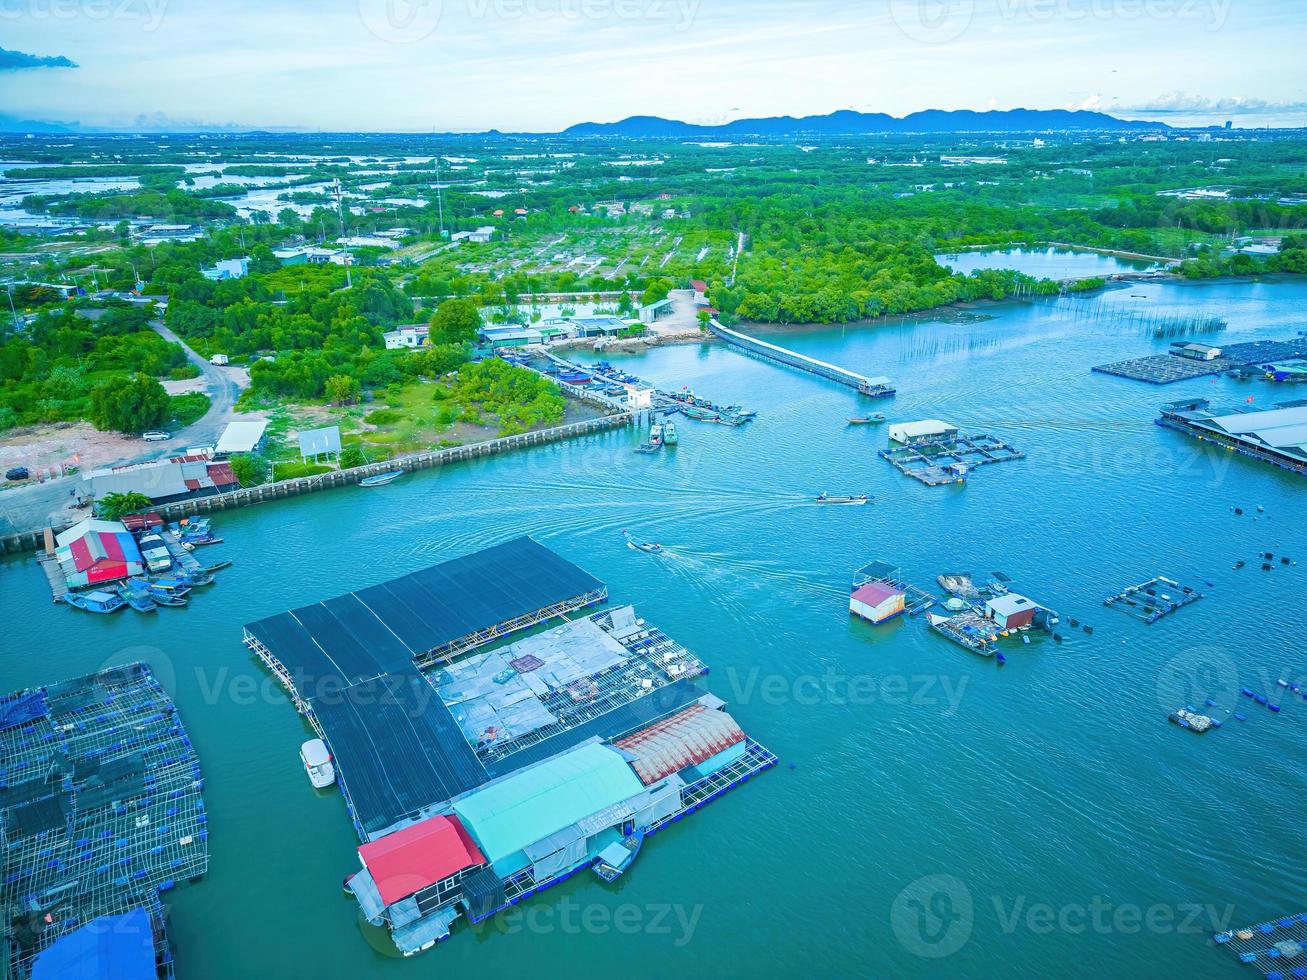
(0, 412, 632, 556)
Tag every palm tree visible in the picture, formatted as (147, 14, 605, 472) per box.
(98, 491, 153, 521)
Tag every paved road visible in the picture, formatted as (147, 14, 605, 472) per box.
(0, 323, 247, 536)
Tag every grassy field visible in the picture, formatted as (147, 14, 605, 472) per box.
(248, 377, 600, 479)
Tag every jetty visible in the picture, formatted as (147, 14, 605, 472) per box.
(707, 319, 895, 397)
(0, 663, 208, 975)
(1103, 575, 1201, 623)
(244, 536, 775, 956)
(879, 432, 1024, 486)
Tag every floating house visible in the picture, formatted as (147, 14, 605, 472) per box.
(244, 537, 774, 955)
(53, 517, 144, 588)
(28, 904, 173, 980)
(1158, 401, 1307, 474)
(1170, 341, 1222, 361)
(849, 581, 907, 624)
(984, 593, 1038, 630)
(889, 419, 958, 444)
(1261, 359, 1307, 382)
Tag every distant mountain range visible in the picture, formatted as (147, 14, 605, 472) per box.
(561, 108, 1167, 137)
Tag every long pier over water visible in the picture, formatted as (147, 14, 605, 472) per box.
(707, 320, 895, 397)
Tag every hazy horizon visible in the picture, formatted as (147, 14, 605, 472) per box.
(2, 0, 1305, 132)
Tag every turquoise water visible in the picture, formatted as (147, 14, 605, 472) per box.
(4, 278, 1306, 978)
(937, 246, 1159, 279)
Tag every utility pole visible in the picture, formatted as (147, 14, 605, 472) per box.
(333, 178, 352, 289)
(5, 286, 19, 330)
(434, 153, 446, 238)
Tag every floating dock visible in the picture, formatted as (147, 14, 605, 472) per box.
(852, 560, 937, 616)
(928, 610, 1001, 655)
(879, 432, 1024, 486)
(707, 320, 895, 397)
(1157, 399, 1307, 477)
(1093, 337, 1307, 384)
(1103, 575, 1202, 623)
(0, 663, 207, 976)
(1215, 910, 1307, 975)
(244, 536, 774, 956)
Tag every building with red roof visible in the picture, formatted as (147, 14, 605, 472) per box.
(53, 518, 145, 589)
(357, 814, 485, 906)
(690, 279, 709, 304)
(615, 704, 747, 785)
(849, 581, 906, 624)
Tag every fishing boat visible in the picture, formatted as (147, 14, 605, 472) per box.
(624, 531, 664, 554)
(848, 414, 886, 424)
(118, 584, 158, 613)
(649, 423, 664, 446)
(558, 370, 593, 384)
(634, 442, 659, 454)
(203, 559, 232, 573)
(731, 409, 757, 420)
(181, 534, 223, 546)
(682, 406, 720, 422)
(63, 590, 127, 614)
(300, 738, 336, 789)
(816, 493, 870, 505)
(663, 422, 679, 445)
(594, 830, 645, 882)
(359, 471, 403, 488)
(149, 592, 188, 608)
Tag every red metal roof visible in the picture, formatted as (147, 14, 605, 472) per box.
(690, 279, 708, 292)
(358, 815, 485, 906)
(614, 704, 745, 785)
(121, 513, 163, 531)
(852, 582, 903, 607)
(207, 462, 237, 487)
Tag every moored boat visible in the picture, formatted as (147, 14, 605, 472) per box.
(63, 590, 127, 614)
(663, 422, 679, 445)
(848, 414, 886, 424)
(300, 738, 336, 789)
(649, 423, 664, 446)
(359, 471, 403, 488)
(118, 584, 158, 613)
(594, 830, 645, 882)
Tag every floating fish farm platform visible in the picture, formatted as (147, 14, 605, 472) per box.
(1215, 910, 1307, 975)
(1157, 399, 1307, 477)
(244, 535, 775, 956)
(879, 432, 1024, 486)
(1093, 337, 1307, 385)
(0, 663, 207, 977)
(1103, 575, 1202, 623)
(852, 560, 937, 616)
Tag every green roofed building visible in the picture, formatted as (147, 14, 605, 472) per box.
(453, 742, 644, 874)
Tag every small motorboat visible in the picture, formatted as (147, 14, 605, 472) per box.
(594, 830, 645, 882)
(118, 584, 157, 613)
(848, 414, 886, 424)
(649, 423, 664, 447)
(663, 422, 679, 445)
(359, 471, 403, 488)
(203, 559, 233, 573)
(301, 738, 336, 789)
(816, 493, 870, 505)
(634, 442, 660, 454)
(624, 531, 664, 554)
(63, 590, 127, 614)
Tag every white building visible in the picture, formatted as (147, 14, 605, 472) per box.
(467, 226, 496, 244)
(383, 325, 429, 350)
(216, 416, 269, 455)
(201, 257, 249, 281)
(889, 420, 959, 444)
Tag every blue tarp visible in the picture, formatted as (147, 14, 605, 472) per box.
(0, 690, 47, 731)
(31, 907, 156, 980)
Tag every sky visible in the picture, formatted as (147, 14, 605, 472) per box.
(1, 0, 1305, 131)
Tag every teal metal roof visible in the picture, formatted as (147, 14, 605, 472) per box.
(453, 743, 643, 865)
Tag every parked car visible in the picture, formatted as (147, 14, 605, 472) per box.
(4, 466, 29, 482)
(142, 431, 172, 442)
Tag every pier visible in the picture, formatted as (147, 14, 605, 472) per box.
(707, 319, 895, 397)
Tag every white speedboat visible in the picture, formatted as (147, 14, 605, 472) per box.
(300, 739, 336, 789)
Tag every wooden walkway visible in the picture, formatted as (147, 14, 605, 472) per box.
(707, 320, 895, 397)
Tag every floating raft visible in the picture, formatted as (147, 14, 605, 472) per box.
(1093, 337, 1307, 385)
(0, 663, 208, 976)
(852, 560, 936, 616)
(1103, 575, 1202, 623)
(1215, 910, 1307, 975)
(879, 432, 1024, 486)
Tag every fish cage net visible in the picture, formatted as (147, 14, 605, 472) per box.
(0, 663, 207, 975)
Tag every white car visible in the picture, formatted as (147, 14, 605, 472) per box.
(142, 430, 172, 442)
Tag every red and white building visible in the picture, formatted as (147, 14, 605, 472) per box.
(54, 518, 145, 589)
(849, 582, 907, 624)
